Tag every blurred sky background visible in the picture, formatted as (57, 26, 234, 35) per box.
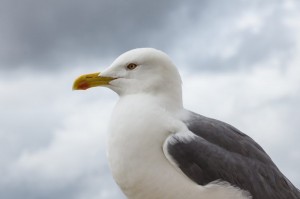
(0, 0, 300, 198)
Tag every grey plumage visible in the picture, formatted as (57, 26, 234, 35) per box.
(167, 111, 300, 199)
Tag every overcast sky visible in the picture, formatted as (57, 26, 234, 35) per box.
(0, 0, 300, 198)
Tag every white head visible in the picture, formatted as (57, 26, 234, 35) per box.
(73, 48, 183, 108)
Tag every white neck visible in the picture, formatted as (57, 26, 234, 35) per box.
(128, 82, 184, 114)
(107, 93, 187, 198)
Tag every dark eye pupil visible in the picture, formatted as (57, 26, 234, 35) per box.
(127, 63, 137, 70)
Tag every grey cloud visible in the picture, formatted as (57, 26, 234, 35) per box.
(171, 0, 298, 72)
(0, 0, 182, 71)
(0, 70, 122, 199)
(0, 163, 124, 199)
(2, 0, 297, 73)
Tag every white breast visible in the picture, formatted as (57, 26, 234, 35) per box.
(107, 95, 250, 199)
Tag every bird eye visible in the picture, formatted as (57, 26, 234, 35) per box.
(126, 63, 137, 70)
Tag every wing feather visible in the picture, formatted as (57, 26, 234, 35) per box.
(164, 111, 300, 199)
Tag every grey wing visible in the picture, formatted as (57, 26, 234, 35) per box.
(164, 111, 300, 199)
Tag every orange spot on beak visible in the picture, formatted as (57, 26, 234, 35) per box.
(77, 81, 90, 90)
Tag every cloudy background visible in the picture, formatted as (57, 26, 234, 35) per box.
(1, 0, 300, 198)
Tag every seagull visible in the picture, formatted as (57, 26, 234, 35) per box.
(73, 48, 300, 199)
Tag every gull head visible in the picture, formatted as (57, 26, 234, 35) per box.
(73, 48, 182, 99)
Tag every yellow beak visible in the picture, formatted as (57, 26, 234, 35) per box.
(72, 72, 116, 90)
